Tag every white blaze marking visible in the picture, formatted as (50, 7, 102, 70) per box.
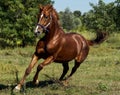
(40, 13, 43, 21)
(35, 25, 39, 33)
(34, 13, 44, 34)
(41, 13, 43, 18)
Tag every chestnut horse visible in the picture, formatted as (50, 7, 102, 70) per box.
(14, 4, 106, 91)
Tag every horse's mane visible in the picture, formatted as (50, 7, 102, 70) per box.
(40, 4, 59, 20)
(51, 6, 59, 20)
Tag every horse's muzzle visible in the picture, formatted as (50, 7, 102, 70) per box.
(34, 25, 44, 37)
(34, 31, 42, 37)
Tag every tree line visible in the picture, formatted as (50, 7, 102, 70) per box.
(60, 0, 120, 32)
(0, 0, 120, 48)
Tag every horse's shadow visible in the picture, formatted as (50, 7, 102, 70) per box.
(0, 84, 9, 90)
(26, 79, 55, 88)
(0, 80, 58, 95)
(26, 74, 63, 88)
(0, 74, 62, 91)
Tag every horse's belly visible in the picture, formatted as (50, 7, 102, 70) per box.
(54, 49, 77, 63)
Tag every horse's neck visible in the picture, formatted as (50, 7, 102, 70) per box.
(46, 20, 64, 41)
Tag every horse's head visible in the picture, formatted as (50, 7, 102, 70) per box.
(34, 4, 59, 36)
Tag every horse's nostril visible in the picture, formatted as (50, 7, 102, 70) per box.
(34, 32, 37, 36)
(38, 31, 40, 33)
(34, 31, 41, 37)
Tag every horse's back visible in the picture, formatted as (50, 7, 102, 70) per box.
(65, 32, 89, 51)
(64, 32, 89, 47)
(54, 32, 89, 62)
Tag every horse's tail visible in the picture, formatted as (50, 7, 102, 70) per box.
(87, 31, 107, 46)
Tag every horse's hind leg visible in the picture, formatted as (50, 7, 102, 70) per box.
(61, 60, 82, 86)
(67, 49, 89, 80)
(59, 63, 69, 80)
(68, 60, 81, 79)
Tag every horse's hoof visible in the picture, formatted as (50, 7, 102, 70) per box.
(60, 79, 69, 86)
(63, 80, 69, 86)
(33, 80, 39, 86)
(13, 85, 21, 92)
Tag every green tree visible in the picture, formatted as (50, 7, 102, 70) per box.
(59, 8, 75, 31)
(59, 8, 82, 31)
(73, 10, 81, 17)
(82, 0, 116, 32)
(0, 0, 54, 48)
(113, 0, 120, 31)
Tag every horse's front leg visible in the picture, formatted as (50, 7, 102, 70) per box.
(33, 56, 54, 85)
(14, 54, 39, 91)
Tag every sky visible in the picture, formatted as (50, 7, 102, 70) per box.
(53, 0, 115, 13)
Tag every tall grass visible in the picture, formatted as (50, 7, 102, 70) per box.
(0, 32, 120, 95)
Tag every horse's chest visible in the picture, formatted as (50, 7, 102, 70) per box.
(46, 41, 60, 54)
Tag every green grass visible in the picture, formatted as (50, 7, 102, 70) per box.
(0, 33, 120, 95)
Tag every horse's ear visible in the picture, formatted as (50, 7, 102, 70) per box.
(46, 4, 53, 11)
(47, 4, 53, 8)
(39, 4, 43, 8)
(39, 4, 43, 12)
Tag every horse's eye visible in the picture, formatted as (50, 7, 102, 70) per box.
(44, 15, 48, 19)
(45, 16, 48, 19)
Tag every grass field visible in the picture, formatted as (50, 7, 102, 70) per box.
(0, 32, 120, 95)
